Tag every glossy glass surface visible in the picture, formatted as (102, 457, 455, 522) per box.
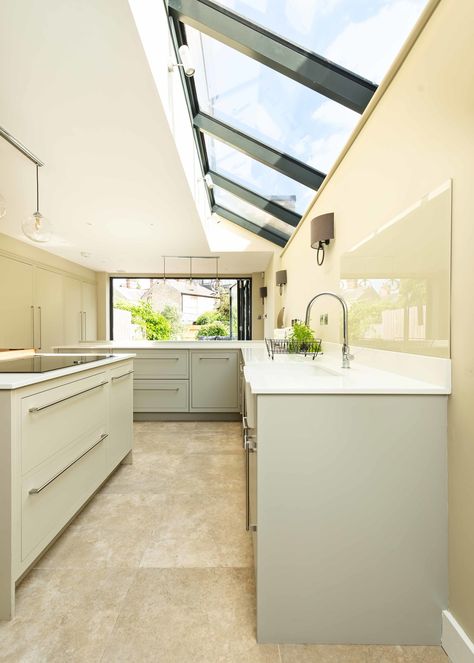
(187, 25, 360, 173)
(213, 186, 293, 239)
(205, 135, 314, 214)
(340, 181, 451, 357)
(213, 0, 427, 83)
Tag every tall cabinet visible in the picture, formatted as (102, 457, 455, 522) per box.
(0, 256, 34, 350)
(0, 254, 97, 351)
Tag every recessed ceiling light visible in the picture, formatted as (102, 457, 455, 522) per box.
(81, 251, 91, 258)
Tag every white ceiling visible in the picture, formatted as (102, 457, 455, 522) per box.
(0, 0, 274, 275)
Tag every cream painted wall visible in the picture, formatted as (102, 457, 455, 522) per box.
(251, 272, 264, 340)
(270, 0, 474, 640)
(0, 233, 96, 283)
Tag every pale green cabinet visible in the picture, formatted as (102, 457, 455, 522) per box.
(190, 350, 240, 412)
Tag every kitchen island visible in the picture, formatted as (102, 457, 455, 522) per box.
(0, 353, 134, 620)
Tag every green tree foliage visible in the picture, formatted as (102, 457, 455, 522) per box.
(196, 321, 229, 338)
(115, 301, 171, 340)
(161, 304, 184, 340)
(194, 310, 221, 325)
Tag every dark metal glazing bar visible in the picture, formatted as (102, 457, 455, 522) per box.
(168, 0, 377, 113)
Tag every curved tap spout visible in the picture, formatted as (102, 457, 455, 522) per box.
(304, 292, 353, 368)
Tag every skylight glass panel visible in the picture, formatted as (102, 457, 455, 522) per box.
(213, 186, 293, 240)
(186, 25, 360, 174)
(212, 0, 427, 83)
(204, 135, 314, 215)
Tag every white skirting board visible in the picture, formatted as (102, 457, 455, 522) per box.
(442, 611, 474, 663)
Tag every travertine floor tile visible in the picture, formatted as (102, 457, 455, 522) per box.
(71, 493, 166, 531)
(99, 453, 181, 494)
(365, 645, 449, 662)
(35, 525, 153, 569)
(101, 568, 279, 663)
(279, 644, 370, 662)
(0, 568, 136, 662)
(169, 453, 245, 494)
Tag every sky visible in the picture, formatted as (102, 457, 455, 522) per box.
(186, 0, 427, 222)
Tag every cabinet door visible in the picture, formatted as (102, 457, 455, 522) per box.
(190, 351, 239, 411)
(81, 282, 97, 341)
(63, 277, 82, 345)
(0, 256, 34, 349)
(36, 268, 64, 351)
(109, 363, 133, 467)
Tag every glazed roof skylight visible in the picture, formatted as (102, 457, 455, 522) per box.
(167, 0, 427, 246)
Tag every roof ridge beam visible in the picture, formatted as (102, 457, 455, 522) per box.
(168, 0, 377, 113)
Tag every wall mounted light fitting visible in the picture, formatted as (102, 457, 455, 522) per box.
(311, 212, 334, 266)
(276, 270, 287, 295)
(168, 45, 195, 77)
(259, 286, 267, 304)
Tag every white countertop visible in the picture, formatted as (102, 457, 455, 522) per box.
(54, 341, 263, 350)
(241, 344, 451, 395)
(0, 353, 135, 390)
(53, 340, 451, 396)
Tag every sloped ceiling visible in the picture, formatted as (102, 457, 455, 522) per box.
(0, 0, 273, 274)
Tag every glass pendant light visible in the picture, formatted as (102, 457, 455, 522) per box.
(22, 165, 52, 242)
(0, 193, 6, 219)
(212, 257, 221, 294)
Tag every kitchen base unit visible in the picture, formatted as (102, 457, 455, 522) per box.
(0, 356, 134, 621)
(250, 393, 448, 645)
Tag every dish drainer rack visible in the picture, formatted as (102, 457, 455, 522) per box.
(265, 338, 322, 360)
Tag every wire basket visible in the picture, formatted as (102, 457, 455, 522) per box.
(265, 338, 322, 360)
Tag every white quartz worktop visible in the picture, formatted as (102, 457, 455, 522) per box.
(54, 341, 263, 351)
(241, 344, 451, 395)
(0, 353, 135, 390)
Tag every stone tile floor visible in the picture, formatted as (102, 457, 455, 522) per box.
(0, 422, 450, 662)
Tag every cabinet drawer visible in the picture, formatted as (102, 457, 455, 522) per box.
(132, 351, 189, 379)
(21, 373, 108, 474)
(190, 351, 239, 411)
(21, 426, 108, 561)
(133, 380, 188, 412)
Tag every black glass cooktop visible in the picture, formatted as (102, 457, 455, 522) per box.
(0, 355, 113, 373)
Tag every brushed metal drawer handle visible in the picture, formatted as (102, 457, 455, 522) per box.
(28, 380, 108, 413)
(28, 433, 108, 495)
(155, 357, 180, 360)
(155, 388, 179, 391)
(111, 370, 134, 381)
(199, 357, 230, 360)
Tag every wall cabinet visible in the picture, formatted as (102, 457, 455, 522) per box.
(63, 278, 97, 345)
(0, 253, 97, 350)
(0, 256, 34, 350)
(35, 268, 64, 352)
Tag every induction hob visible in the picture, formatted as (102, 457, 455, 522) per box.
(0, 354, 113, 373)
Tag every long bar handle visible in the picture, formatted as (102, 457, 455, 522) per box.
(244, 434, 256, 532)
(154, 387, 179, 391)
(111, 370, 134, 381)
(29, 433, 108, 494)
(37, 306, 42, 350)
(29, 380, 108, 413)
(84, 311, 87, 340)
(199, 357, 230, 360)
(30, 305, 35, 348)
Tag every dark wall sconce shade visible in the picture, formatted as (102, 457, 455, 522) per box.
(311, 213, 335, 266)
(276, 270, 287, 295)
(259, 286, 268, 301)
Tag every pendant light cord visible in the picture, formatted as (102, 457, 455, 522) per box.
(36, 164, 40, 214)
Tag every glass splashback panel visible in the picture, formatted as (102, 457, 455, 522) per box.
(340, 181, 451, 357)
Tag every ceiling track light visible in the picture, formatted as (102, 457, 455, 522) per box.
(168, 45, 195, 77)
(203, 173, 214, 189)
